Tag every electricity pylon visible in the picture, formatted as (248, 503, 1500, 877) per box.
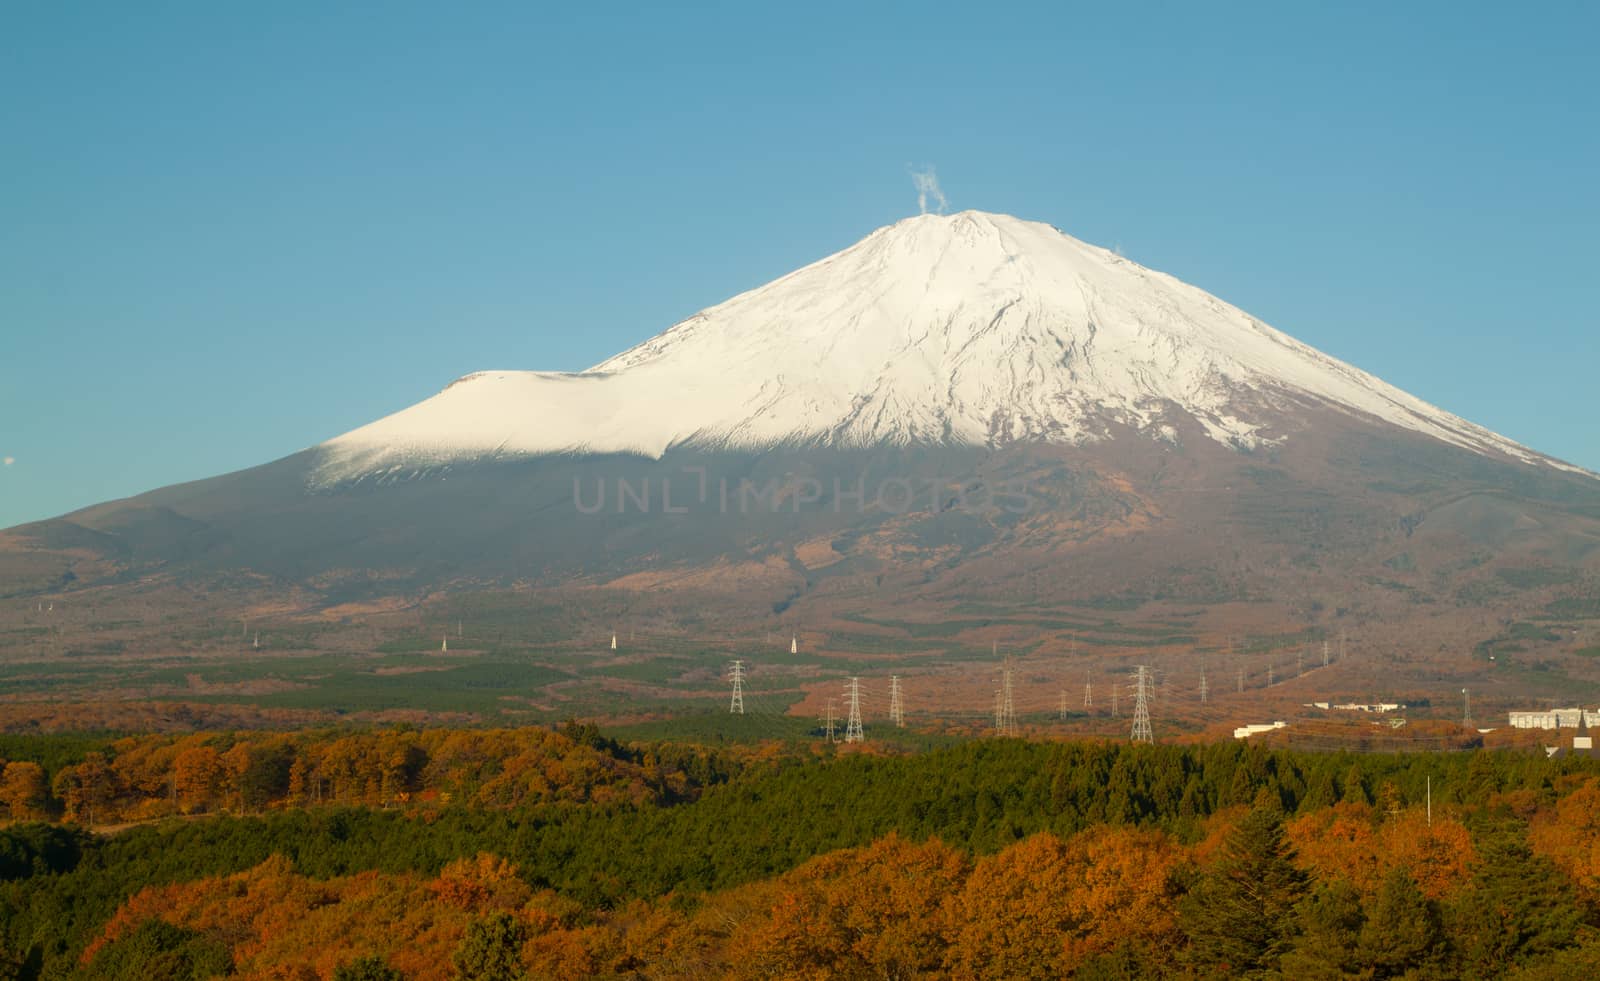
(888, 675, 904, 727)
(1131, 666, 1153, 744)
(823, 698, 837, 743)
(844, 677, 864, 743)
(995, 661, 1018, 736)
(1083, 672, 1093, 711)
(1199, 663, 1209, 704)
(728, 659, 745, 715)
(1321, 640, 1330, 668)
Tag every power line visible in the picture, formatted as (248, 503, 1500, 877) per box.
(728, 659, 745, 715)
(1131, 665, 1153, 743)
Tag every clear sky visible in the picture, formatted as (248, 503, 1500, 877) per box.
(2, 1, 1596, 528)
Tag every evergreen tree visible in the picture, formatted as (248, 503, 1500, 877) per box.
(1358, 867, 1445, 978)
(79, 919, 231, 981)
(1281, 879, 1364, 980)
(1180, 805, 1310, 977)
(1451, 824, 1582, 978)
(452, 912, 527, 981)
(334, 954, 405, 981)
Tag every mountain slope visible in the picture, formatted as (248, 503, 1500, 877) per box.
(316, 211, 1580, 486)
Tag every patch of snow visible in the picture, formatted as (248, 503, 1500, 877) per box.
(314, 211, 1584, 483)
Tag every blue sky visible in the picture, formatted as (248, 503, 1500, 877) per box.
(2, 1, 1596, 528)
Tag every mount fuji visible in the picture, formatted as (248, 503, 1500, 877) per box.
(316, 211, 1574, 484)
(6, 211, 1599, 669)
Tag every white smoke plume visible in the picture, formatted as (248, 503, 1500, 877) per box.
(2, 457, 12, 466)
(909, 166, 947, 215)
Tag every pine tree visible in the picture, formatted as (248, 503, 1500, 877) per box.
(1358, 867, 1445, 978)
(452, 912, 527, 981)
(1281, 879, 1364, 980)
(334, 954, 404, 981)
(1451, 824, 1582, 978)
(1180, 805, 1310, 977)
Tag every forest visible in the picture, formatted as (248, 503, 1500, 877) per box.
(2, 727, 1600, 978)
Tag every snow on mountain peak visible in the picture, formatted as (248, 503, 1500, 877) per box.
(314, 210, 1575, 482)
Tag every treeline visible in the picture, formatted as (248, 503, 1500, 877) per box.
(0, 724, 743, 826)
(1, 735, 1598, 977)
(66, 805, 1600, 980)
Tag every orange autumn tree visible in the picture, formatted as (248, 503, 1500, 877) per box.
(0, 761, 49, 820)
(726, 833, 969, 979)
(942, 828, 1187, 979)
(83, 855, 534, 981)
(1287, 802, 1475, 901)
(1056, 825, 1188, 963)
(1530, 777, 1600, 904)
(172, 745, 224, 814)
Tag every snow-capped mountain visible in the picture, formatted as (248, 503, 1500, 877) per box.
(315, 210, 1577, 485)
(8, 209, 1600, 672)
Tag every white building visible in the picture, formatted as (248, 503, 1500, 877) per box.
(1234, 721, 1288, 740)
(1508, 708, 1600, 730)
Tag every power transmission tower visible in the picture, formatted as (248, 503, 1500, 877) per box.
(1110, 684, 1120, 717)
(1083, 672, 1093, 711)
(1199, 663, 1209, 704)
(1322, 640, 1330, 668)
(823, 698, 837, 743)
(995, 661, 1018, 736)
(1267, 664, 1274, 687)
(1130, 666, 1154, 743)
(844, 677, 864, 743)
(888, 675, 904, 727)
(728, 659, 745, 715)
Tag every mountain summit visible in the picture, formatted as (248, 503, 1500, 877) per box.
(317, 210, 1573, 485)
